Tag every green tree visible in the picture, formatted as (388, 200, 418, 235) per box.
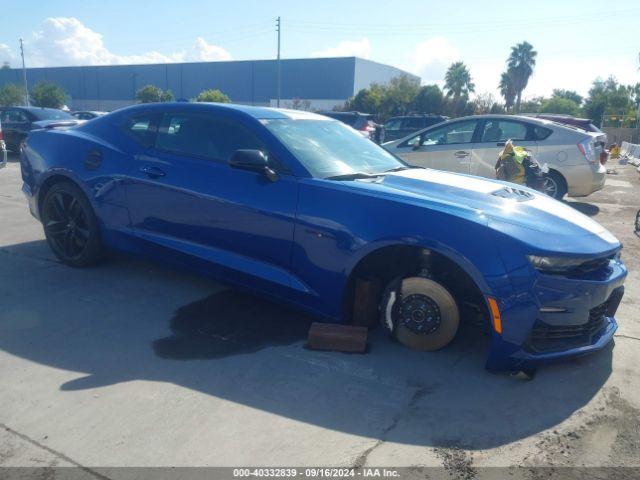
(30, 81, 66, 108)
(194, 88, 231, 103)
(583, 76, 633, 126)
(444, 62, 475, 116)
(519, 96, 545, 113)
(539, 97, 581, 116)
(0, 83, 24, 106)
(346, 83, 385, 113)
(498, 70, 516, 112)
(472, 92, 497, 115)
(135, 84, 174, 103)
(552, 89, 583, 106)
(380, 74, 420, 117)
(411, 84, 444, 114)
(507, 41, 537, 112)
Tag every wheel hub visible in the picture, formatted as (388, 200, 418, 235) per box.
(398, 293, 441, 335)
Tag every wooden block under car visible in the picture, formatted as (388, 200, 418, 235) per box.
(307, 322, 368, 353)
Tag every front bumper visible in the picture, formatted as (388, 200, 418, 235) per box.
(486, 258, 626, 372)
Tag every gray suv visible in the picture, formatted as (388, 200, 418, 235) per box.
(383, 114, 448, 142)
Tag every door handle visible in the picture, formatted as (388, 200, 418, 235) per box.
(139, 166, 166, 178)
(454, 151, 470, 158)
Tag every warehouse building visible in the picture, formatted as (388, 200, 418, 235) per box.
(0, 57, 417, 111)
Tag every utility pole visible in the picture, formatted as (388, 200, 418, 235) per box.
(19, 38, 29, 106)
(276, 16, 281, 108)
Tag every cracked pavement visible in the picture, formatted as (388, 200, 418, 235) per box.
(0, 156, 639, 476)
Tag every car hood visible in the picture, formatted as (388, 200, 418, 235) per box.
(351, 168, 620, 256)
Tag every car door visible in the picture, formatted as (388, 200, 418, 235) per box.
(125, 109, 301, 292)
(470, 119, 538, 178)
(392, 119, 480, 174)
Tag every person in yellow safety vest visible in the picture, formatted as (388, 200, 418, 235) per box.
(609, 144, 620, 160)
(495, 140, 526, 185)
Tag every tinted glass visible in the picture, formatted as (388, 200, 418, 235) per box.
(264, 119, 402, 179)
(481, 120, 527, 142)
(124, 113, 158, 147)
(410, 120, 478, 146)
(384, 119, 402, 131)
(533, 126, 552, 140)
(30, 109, 74, 120)
(1, 110, 29, 123)
(155, 112, 264, 161)
(402, 118, 423, 129)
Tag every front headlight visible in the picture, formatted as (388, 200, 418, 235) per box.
(527, 255, 588, 273)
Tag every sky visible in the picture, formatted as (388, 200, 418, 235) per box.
(0, 0, 638, 101)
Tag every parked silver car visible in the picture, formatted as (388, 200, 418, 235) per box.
(383, 114, 607, 199)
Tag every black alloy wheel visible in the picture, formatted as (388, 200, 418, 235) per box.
(42, 182, 103, 266)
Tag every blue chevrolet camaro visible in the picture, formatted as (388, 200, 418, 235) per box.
(20, 102, 627, 374)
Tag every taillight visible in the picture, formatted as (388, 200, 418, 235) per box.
(0, 130, 3, 142)
(577, 139, 596, 165)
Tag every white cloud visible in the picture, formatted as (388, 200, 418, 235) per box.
(401, 36, 460, 85)
(313, 38, 372, 59)
(0, 43, 15, 65)
(24, 17, 231, 67)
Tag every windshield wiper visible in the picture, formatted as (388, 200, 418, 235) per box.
(325, 172, 385, 181)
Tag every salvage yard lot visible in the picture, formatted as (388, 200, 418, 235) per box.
(0, 155, 639, 473)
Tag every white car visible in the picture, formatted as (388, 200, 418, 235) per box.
(382, 114, 607, 199)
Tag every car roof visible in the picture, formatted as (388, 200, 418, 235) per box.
(113, 102, 331, 121)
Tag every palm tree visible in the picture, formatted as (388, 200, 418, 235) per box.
(499, 70, 517, 112)
(444, 62, 475, 115)
(507, 42, 537, 112)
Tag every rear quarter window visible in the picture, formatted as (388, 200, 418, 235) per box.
(532, 126, 552, 140)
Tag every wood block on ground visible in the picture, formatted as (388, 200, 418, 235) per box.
(307, 322, 368, 353)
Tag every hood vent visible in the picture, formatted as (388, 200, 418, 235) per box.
(492, 186, 534, 202)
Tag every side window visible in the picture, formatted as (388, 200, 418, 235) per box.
(2, 110, 28, 123)
(384, 119, 402, 131)
(532, 126, 552, 140)
(481, 120, 527, 142)
(123, 113, 158, 147)
(411, 120, 478, 146)
(155, 112, 266, 162)
(402, 117, 423, 129)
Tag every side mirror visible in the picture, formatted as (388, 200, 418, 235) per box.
(229, 149, 279, 182)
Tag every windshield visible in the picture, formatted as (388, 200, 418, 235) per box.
(32, 109, 75, 121)
(263, 119, 403, 179)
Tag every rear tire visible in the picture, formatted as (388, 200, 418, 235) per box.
(41, 181, 103, 267)
(543, 171, 567, 200)
(380, 277, 459, 351)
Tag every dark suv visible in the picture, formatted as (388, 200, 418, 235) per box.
(317, 111, 383, 143)
(383, 114, 448, 142)
(0, 107, 78, 152)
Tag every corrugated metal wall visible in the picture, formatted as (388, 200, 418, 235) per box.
(0, 57, 415, 110)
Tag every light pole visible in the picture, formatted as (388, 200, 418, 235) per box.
(19, 38, 29, 106)
(276, 16, 281, 108)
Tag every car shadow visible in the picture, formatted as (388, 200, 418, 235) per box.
(566, 200, 600, 217)
(0, 239, 613, 450)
